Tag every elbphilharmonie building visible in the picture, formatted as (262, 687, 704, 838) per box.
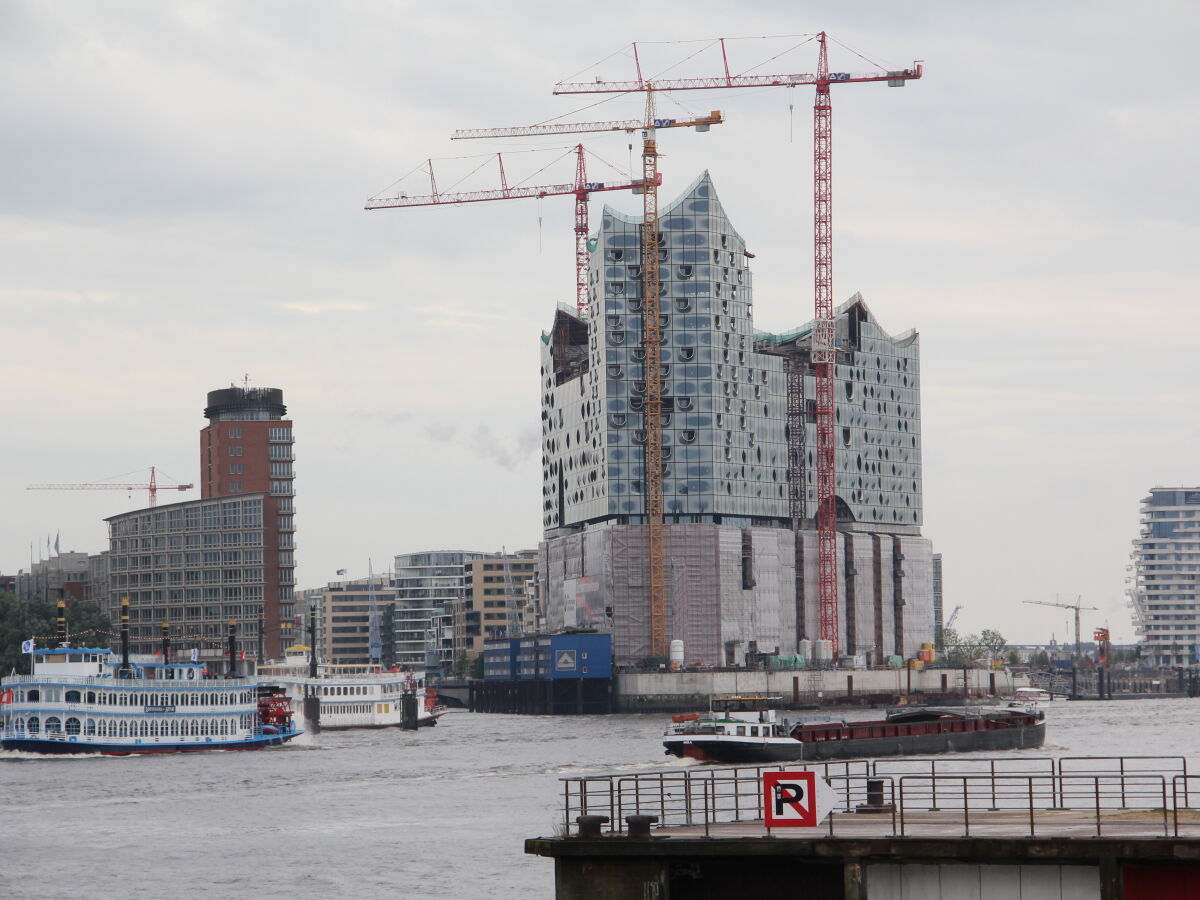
(536, 173, 935, 667)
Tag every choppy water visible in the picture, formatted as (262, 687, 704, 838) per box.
(2, 699, 1197, 899)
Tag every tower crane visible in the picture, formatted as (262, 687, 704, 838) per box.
(1023, 596, 1099, 658)
(450, 109, 722, 322)
(366, 144, 660, 317)
(945, 605, 962, 630)
(28, 466, 193, 508)
(443, 103, 722, 659)
(553, 34, 922, 658)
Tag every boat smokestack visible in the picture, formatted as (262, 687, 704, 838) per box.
(308, 605, 318, 679)
(56, 600, 67, 645)
(228, 619, 237, 677)
(119, 597, 132, 676)
(161, 621, 171, 663)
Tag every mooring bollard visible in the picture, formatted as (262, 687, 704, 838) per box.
(626, 814, 659, 838)
(576, 815, 610, 838)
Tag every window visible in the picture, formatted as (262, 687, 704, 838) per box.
(228, 463, 243, 475)
(227, 427, 242, 439)
(228, 446, 243, 457)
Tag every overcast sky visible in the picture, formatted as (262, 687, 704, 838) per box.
(2, 1, 1196, 644)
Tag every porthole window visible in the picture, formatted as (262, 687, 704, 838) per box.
(609, 331, 626, 345)
(607, 365, 623, 379)
(679, 347, 695, 361)
(610, 413, 627, 427)
(681, 430, 697, 443)
(608, 282, 625, 295)
(675, 297, 692, 312)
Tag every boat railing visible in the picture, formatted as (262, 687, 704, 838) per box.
(559, 756, 1199, 839)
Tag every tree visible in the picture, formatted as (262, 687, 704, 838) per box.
(939, 627, 986, 666)
(980, 628, 1008, 659)
(1007, 649, 1021, 666)
(0, 590, 112, 675)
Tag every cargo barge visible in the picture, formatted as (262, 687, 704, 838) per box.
(663, 695, 1045, 763)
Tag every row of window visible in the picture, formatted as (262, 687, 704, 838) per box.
(12, 688, 254, 706)
(7, 716, 250, 738)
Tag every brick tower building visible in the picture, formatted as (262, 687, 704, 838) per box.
(200, 386, 296, 657)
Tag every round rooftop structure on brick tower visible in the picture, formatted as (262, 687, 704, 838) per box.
(204, 387, 287, 422)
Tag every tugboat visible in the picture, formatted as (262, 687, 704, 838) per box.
(0, 600, 300, 755)
(663, 694, 1045, 764)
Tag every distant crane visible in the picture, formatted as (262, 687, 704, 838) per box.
(553, 34, 922, 657)
(28, 466, 194, 508)
(945, 605, 962, 630)
(1024, 596, 1099, 658)
(367, 143, 672, 319)
(441, 102, 723, 659)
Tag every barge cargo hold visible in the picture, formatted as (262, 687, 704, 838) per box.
(663, 695, 1044, 763)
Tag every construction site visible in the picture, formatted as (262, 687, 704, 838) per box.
(369, 35, 939, 695)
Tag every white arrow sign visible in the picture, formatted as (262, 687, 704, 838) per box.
(763, 771, 839, 828)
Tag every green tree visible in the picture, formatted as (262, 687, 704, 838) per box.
(980, 628, 1008, 660)
(0, 591, 111, 675)
(939, 627, 986, 666)
(1007, 649, 1021, 666)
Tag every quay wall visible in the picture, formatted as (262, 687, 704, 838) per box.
(615, 667, 1021, 713)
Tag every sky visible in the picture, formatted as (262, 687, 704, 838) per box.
(2, 1, 1196, 645)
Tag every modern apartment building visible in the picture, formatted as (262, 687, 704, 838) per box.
(319, 576, 396, 666)
(1129, 487, 1200, 665)
(199, 386, 296, 657)
(393, 551, 486, 671)
(106, 493, 272, 659)
(537, 172, 935, 667)
(457, 551, 538, 658)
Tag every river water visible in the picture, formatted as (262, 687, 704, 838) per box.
(1, 699, 1196, 899)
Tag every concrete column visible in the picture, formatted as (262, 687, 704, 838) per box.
(843, 860, 866, 900)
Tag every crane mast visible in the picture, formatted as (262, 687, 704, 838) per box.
(449, 105, 720, 657)
(811, 33, 839, 656)
(552, 33, 922, 659)
(640, 90, 666, 657)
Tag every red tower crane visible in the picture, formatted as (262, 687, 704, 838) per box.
(553, 34, 922, 657)
(366, 144, 661, 317)
(28, 466, 194, 508)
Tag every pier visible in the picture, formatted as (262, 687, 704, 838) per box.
(527, 756, 1200, 898)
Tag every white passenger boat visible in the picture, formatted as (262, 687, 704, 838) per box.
(0, 645, 300, 755)
(1007, 686, 1054, 710)
(257, 652, 446, 730)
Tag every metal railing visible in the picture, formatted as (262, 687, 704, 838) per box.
(560, 755, 1197, 839)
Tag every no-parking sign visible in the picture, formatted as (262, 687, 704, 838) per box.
(762, 770, 837, 828)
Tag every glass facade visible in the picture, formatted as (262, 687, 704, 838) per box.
(541, 172, 923, 534)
